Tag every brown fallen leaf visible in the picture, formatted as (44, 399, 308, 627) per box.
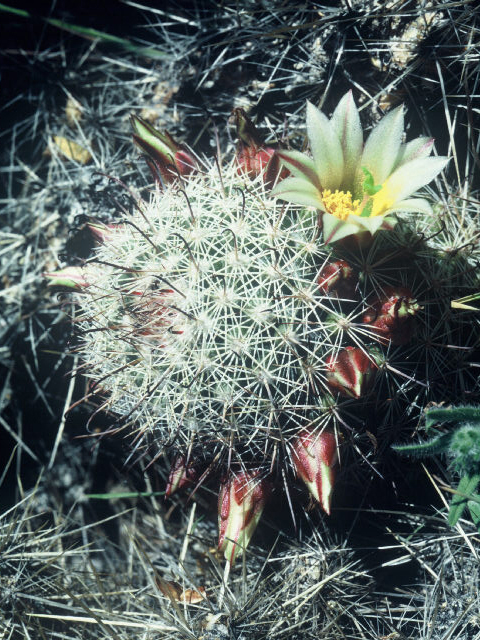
(157, 577, 206, 604)
(180, 587, 206, 604)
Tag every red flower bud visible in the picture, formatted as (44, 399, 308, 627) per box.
(44, 266, 92, 290)
(131, 115, 197, 185)
(218, 470, 270, 565)
(232, 108, 288, 188)
(165, 455, 200, 498)
(363, 286, 420, 345)
(236, 145, 277, 178)
(326, 346, 377, 398)
(87, 221, 123, 243)
(317, 259, 357, 298)
(291, 428, 338, 514)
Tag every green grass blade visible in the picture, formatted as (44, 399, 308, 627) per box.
(468, 498, 480, 529)
(0, 3, 168, 60)
(85, 491, 165, 500)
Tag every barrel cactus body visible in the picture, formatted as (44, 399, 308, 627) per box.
(47, 93, 480, 563)
(77, 165, 337, 463)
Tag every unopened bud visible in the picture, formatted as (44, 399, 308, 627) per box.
(317, 259, 357, 298)
(363, 286, 420, 345)
(44, 266, 92, 290)
(292, 428, 338, 514)
(218, 470, 270, 565)
(326, 346, 377, 398)
(233, 108, 288, 188)
(131, 115, 197, 184)
(165, 455, 200, 498)
(87, 221, 123, 243)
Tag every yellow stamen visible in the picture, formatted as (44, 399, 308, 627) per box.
(321, 189, 361, 221)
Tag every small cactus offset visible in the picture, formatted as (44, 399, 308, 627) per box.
(46, 92, 480, 564)
(393, 405, 480, 528)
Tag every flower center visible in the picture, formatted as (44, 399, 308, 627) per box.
(321, 189, 361, 221)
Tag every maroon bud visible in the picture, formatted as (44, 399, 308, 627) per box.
(218, 469, 271, 565)
(232, 108, 288, 188)
(317, 259, 357, 298)
(44, 266, 93, 290)
(173, 149, 197, 177)
(326, 346, 377, 398)
(87, 222, 123, 243)
(292, 428, 338, 514)
(131, 289, 184, 338)
(165, 455, 200, 498)
(131, 115, 197, 185)
(363, 286, 420, 345)
(236, 145, 276, 177)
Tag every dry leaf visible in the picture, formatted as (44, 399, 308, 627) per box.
(53, 136, 92, 164)
(180, 587, 206, 604)
(65, 97, 83, 125)
(157, 578, 206, 604)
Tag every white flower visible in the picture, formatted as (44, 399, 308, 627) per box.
(272, 91, 449, 243)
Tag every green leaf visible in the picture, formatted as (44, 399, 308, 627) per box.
(468, 497, 480, 529)
(425, 405, 480, 429)
(448, 474, 480, 527)
(392, 432, 453, 458)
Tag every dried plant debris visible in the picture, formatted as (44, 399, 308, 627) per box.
(375, 509, 480, 640)
(2, 460, 479, 640)
(1, 476, 375, 640)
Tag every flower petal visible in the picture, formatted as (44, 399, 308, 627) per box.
(306, 101, 344, 190)
(394, 137, 434, 169)
(322, 213, 363, 244)
(271, 176, 325, 209)
(387, 198, 433, 215)
(376, 155, 449, 207)
(276, 150, 320, 189)
(356, 215, 397, 235)
(361, 105, 404, 184)
(330, 91, 363, 190)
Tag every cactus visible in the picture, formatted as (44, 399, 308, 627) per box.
(46, 92, 480, 564)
